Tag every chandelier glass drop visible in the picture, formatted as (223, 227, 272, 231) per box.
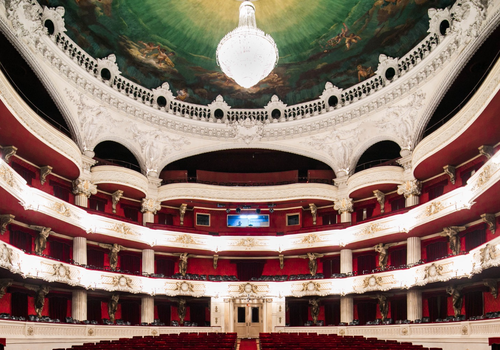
(216, 1, 279, 89)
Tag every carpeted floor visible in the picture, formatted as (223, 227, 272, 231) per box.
(239, 339, 258, 350)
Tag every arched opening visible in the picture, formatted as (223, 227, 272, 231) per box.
(0, 31, 72, 138)
(93, 141, 141, 173)
(354, 141, 401, 173)
(161, 149, 334, 185)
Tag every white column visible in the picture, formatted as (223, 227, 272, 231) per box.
(340, 249, 353, 274)
(405, 195, 420, 207)
(72, 290, 87, 321)
(141, 296, 155, 324)
(407, 237, 421, 266)
(340, 212, 351, 223)
(74, 194, 88, 208)
(340, 296, 353, 324)
(407, 290, 422, 321)
(73, 237, 87, 265)
(143, 211, 155, 226)
(142, 249, 155, 275)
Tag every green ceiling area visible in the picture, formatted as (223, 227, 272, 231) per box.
(39, 0, 455, 108)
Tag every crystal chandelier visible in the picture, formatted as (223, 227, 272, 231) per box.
(216, 1, 279, 89)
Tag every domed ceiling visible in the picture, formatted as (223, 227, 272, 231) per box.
(39, 0, 454, 108)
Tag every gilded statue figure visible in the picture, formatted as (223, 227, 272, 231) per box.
(34, 227, 51, 255)
(377, 294, 389, 321)
(178, 298, 187, 325)
(301, 252, 324, 276)
(25, 284, 50, 318)
(309, 298, 320, 324)
(99, 243, 124, 271)
(179, 252, 189, 276)
(108, 294, 119, 323)
(446, 286, 463, 317)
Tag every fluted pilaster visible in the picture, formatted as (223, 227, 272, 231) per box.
(407, 290, 422, 321)
(142, 249, 155, 275)
(340, 296, 353, 324)
(73, 237, 87, 265)
(407, 237, 421, 265)
(141, 296, 154, 324)
(72, 290, 87, 321)
(340, 249, 353, 274)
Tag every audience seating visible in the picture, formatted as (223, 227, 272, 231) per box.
(259, 332, 442, 350)
(55, 332, 237, 350)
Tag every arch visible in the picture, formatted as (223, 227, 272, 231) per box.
(93, 140, 142, 173)
(353, 140, 402, 174)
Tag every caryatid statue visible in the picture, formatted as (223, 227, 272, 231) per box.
(301, 252, 324, 276)
(33, 226, 51, 255)
(25, 284, 50, 318)
(99, 243, 124, 271)
(179, 252, 189, 276)
(108, 293, 120, 323)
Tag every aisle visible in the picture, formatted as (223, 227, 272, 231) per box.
(239, 338, 258, 350)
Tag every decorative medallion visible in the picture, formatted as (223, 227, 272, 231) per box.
(424, 201, 444, 217)
(52, 263, 71, 280)
(363, 275, 383, 289)
(112, 275, 133, 288)
(301, 281, 321, 292)
(357, 223, 384, 236)
(298, 234, 321, 245)
(424, 263, 443, 279)
(51, 202, 71, 217)
(27, 326, 34, 336)
(88, 328, 95, 336)
(238, 283, 259, 294)
(174, 234, 196, 245)
(175, 281, 194, 293)
(111, 223, 134, 236)
(472, 165, 493, 190)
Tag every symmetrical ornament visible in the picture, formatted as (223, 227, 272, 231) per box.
(481, 213, 496, 235)
(363, 275, 383, 289)
(301, 281, 320, 292)
(175, 281, 194, 293)
(39, 165, 52, 185)
(72, 178, 97, 198)
(232, 117, 264, 145)
(424, 201, 444, 217)
(397, 180, 421, 198)
(112, 275, 133, 289)
(51, 202, 71, 217)
(238, 283, 259, 295)
(423, 263, 443, 280)
(334, 198, 353, 214)
(111, 223, 134, 236)
(52, 263, 71, 280)
(141, 197, 161, 215)
(443, 165, 456, 185)
(373, 190, 385, 213)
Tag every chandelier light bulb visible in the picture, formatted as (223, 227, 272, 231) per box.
(216, 1, 279, 89)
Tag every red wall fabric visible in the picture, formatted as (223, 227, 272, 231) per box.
(0, 293, 11, 314)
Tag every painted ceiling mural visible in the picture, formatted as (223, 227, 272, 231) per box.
(38, 0, 455, 108)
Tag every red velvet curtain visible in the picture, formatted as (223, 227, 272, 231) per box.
(87, 299, 102, 322)
(11, 292, 28, 318)
(190, 303, 207, 326)
(465, 290, 484, 318)
(390, 248, 407, 268)
(465, 227, 486, 251)
(121, 301, 140, 325)
(10, 230, 32, 252)
(156, 303, 171, 324)
(426, 241, 448, 262)
(120, 254, 141, 274)
(236, 261, 265, 281)
(288, 302, 308, 326)
(427, 295, 447, 321)
(322, 257, 340, 277)
(324, 301, 340, 326)
(49, 296, 68, 321)
(391, 298, 407, 321)
(356, 301, 376, 324)
(156, 258, 175, 276)
(357, 255, 376, 274)
(87, 249, 104, 268)
(50, 240, 70, 262)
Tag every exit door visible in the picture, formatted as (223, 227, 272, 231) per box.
(234, 302, 262, 338)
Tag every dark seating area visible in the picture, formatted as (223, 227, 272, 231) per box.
(54, 332, 237, 350)
(259, 333, 442, 350)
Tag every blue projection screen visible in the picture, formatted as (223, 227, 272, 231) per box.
(227, 214, 269, 228)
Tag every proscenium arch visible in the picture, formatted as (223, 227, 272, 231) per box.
(158, 144, 337, 178)
(93, 140, 143, 174)
(349, 135, 404, 175)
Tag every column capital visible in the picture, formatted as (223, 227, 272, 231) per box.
(334, 198, 353, 214)
(141, 197, 161, 214)
(397, 179, 421, 199)
(72, 178, 97, 198)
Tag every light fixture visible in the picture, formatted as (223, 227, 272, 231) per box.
(216, 1, 279, 88)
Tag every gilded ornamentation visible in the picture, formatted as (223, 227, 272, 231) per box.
(339, 329, 345, 336)
(375, 243, 395, 269)
(1, 145, 17, 163)
(111, 190, 124, 214)
(480, 244, 496, 265)
(175, 281, 194, 293)
(24, 284, 50, 318)
(39, 165, 52, 185)
(51, 202, 71, 217)
(443, 165, 456, 185)
(27, 326, 34, 336)
(179, 203, 188, 225)
(72, 178, 97, 198)
(279, 254, 284, 269)
(373, 190, 385, 213)
(363, 275, 383, 289)
(299, 234, 321, 245)
(446, 285, 463, 317)
(424, 201, 444, 216)
(141, 197, 161, 214)
(213, 254, 218, 269)
(112, 275, 133, 288)
(111, 223, 134, 236)
(401, 328, 408, 336)
(238, 283, 259, 294)
(301, 281, 321, 292)
(309, 298, 319, 324)
(358, 223, 384, 236)
(52, 263, 71, 280)
(481, 213, 496, 234)
(0, 165, 15, 187)
(151, 329, 158, 336)
(179, 252, 189, 276)
(99, 243, 124, 271)
(88, 328, 95, 336)
(424, 263, 443, 279)
(397, 180, 421, 198)
(175, 235, 196, 246)
(472, 165, 492, 190)
(442, 226, 465, 256)
(461, 325, 468, 335)
(0, 214, 14, 234)
(484, 279, 498, 299)
(33, 226, 51, 255)
(309, 203, 317, 225)
(300, 252, 324, 276)
(234, 237, 257, 249)
(334, 198, 354, 214)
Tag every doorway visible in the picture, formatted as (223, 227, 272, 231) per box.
(234, 301, 262, 338)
